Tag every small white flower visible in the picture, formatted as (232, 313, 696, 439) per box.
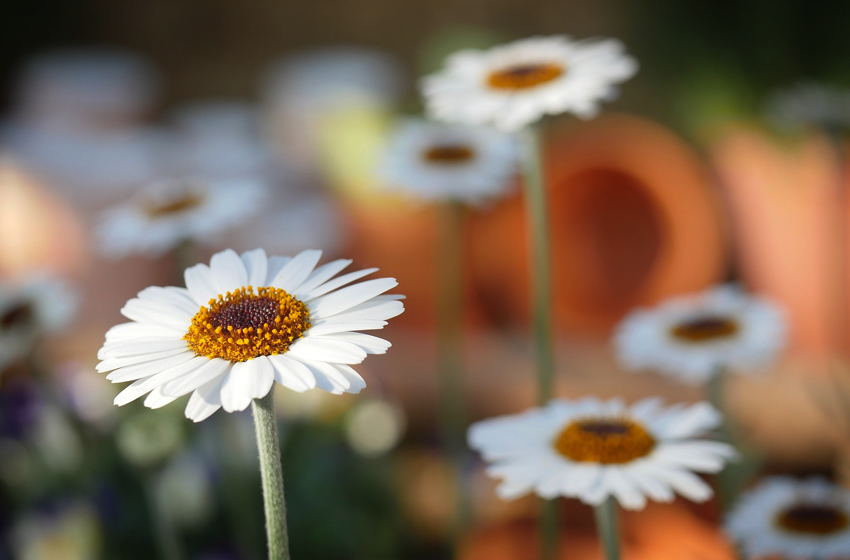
(379, 118, 518, 204)
(96, 176, 267, 259)
(468, 396, 736, 511)
(97, 248, 404, 422)
(613, 285, 787, 384)
(766, 82, 850, 131)
(726, 476, 850, 560)
(421, 35, 638, 132)
(0, 275, 77, 370)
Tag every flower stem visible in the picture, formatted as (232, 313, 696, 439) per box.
(593, 497, 620, 560)
(521, 125, 558, 560)
(436, 201, 472, 536)
(252, 391, 291, 560)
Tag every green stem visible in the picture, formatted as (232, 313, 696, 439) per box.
(436, 201, 472, 537)
(252, 392, 291, 560)
(520, 126, 558, 560)
(708, 368, 736, 513)
(593, 498, 620, 560)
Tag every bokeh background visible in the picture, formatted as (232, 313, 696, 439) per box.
(3, 1, 850, 559)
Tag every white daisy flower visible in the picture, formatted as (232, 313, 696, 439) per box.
(97, 248, 404, 422)
(96, 176, 267, 259)
(421, 35, 638, 132)
(0, 275, 77, 371)
(726, 476, 850, 560)
(766, 82, 850, 131)
(378, 118, 519, 204)
(613, 285, 787, 384)
(468, 396, 736, 511)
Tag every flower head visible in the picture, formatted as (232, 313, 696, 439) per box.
(726, 476, 850, 560)
(96, 177, 267, 259)
(613, 285, 787, 383)
(97, 248, 404, 422)
(379, 118, 518, 204)
(469, 397, 736, 510)
(421, 35, 638, 132)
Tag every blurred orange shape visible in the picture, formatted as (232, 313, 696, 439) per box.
(469, 113, 727, 336)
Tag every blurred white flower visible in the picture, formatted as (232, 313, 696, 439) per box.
(96, 176, 268, 259)
(12, 501, 102, 560)
(726, 476, 850, 560)
(613, 285, 787, 384)
(98, 248, 404, 422)
(0, 275, 77, 371)
(422, 35, 637, 131)
(345, 398, 406, 456)
(379, 118, 518, 204)
(766, 82, 850, 131)
(469, 396, 736, 510)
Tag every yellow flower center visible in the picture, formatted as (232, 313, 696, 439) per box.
(775, 504, 849, 535)
(670, 316, 739, 343)
(422, 144, 476, 164)
(487, 62, 565, 91)
(553, 418, 656, 464)
(145, 192, 204, 218)
(184, 286, 311, 362)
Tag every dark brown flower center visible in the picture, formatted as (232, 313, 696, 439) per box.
(422, 144, 476, 164)
(0, 302, 34, 330)
(487, 63, 565, 90)
(145, 192, 204, 218)
(553, 418, 656, 464)
(776, 504, 849, 535)
(670, 316, 739, 343)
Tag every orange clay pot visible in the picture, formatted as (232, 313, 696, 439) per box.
(468, 113, 728, 337)
(458, 501, 735, 560)
(710, 126, 850, 358)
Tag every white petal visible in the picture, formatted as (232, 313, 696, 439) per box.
(137, 286, 199, 315)
(268, 354, 316, 392)
(185, 375, 226, 422)
(114, 378, 153, 406)
(209, 249, 248, 294)
(184, 263, 219, 305)
(104, 322, 185, 343)
(306, 320, 388, 336)
(293, 259, 352, 298)
(320, 332, 391, 354)
(288, 357, 352, 393)
(272, 249, 322, 293)
(144, 385, 179, 409)
(97, 348, 189, 372)
(265, 256, 292, 284)
(116, 355, 210, 394)
(319, 300, 404, 323)
(287, 337, 367, 364)
(106, 351, 196, 383)
(121, 299, 191, 330)
(220, 362, 252, 412)
(604, 467, 647, 510)
(99, 338, 187, 360)
(241, 248, 269, 287)
(161, 358, 231, 397)
(301, 268, 378, 301)
(308, 278, 398, 318)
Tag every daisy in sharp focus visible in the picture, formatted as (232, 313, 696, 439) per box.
(0, 275, 77, 371)
(379, 118, 519, 204)
(97, 248, 404, 422)
(421, 35, 638, 132)
(613, 285, 787, 384)
(96, 176, 267, 259)
(726, 476, 850, 560)
(469, 397, 736, 510)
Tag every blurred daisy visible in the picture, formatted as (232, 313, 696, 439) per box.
(726, 476, 850, 560)
(468, 397, 736, 510)
(766, 82, 850, 131)
(421, 35, 638, 132)
(97, 248, 404, 422)
(0, 275, 77, 371)
(379, 118, 518, 204)
(96, 176, 267, 259)
(613, 285, 786, 384)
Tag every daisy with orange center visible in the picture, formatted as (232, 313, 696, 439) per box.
(468, 397, 736, 511)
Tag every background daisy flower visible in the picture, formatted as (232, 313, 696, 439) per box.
(468, 396, 736, 510)
(96, 177, 267, 259)
(421, 35, 638, 132)
(725, 476, 850, 559)
(613, 285, 787, 384)
(97, 248, 404, 421)
(378, 117, 518, 204)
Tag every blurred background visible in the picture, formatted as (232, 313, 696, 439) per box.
(3, 1, 850, 559)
